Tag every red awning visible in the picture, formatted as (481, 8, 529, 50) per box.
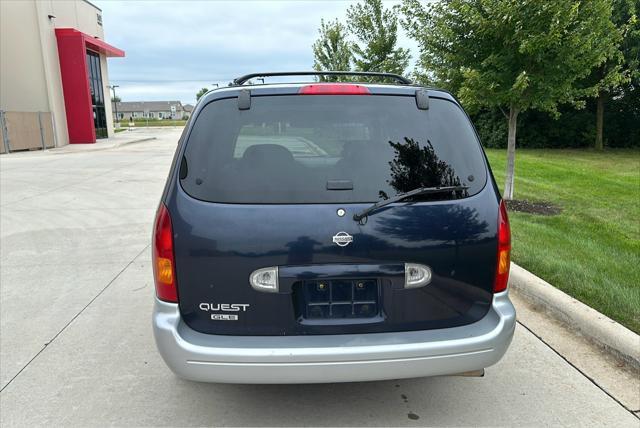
(55, 28, 125, 144)
(55, 28, 125, 57)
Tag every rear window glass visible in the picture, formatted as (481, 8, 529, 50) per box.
(181, 95, 486, 204)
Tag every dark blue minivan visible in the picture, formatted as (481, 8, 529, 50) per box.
(152, 72, 515, 383)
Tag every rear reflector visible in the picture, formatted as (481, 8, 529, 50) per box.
(153, 203, 178, 302)
(493, 200, 511, 293)
(299, 84, 370, 95)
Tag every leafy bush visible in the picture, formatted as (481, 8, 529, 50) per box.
(470, 109, 507, 149)
(471, 89, 639, 149)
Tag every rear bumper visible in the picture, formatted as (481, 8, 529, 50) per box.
(152, 292, 516, 384)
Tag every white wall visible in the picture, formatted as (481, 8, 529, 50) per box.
(0, 1, 50, 113)
(48, 0, 104, 38)
(34, 0, 70, 147)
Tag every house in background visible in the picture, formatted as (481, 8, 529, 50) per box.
(183, 104, 194, 118)
(1, 0, 125, 151)
(115, 101, 187, 121)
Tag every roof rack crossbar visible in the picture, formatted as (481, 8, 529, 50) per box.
(232, 71, 412, 86)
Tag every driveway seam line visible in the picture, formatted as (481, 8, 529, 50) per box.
(516, 320, 639, 419)
(0, 244, 150, 393)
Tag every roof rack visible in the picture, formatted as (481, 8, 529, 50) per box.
(232, 71, 413, 86)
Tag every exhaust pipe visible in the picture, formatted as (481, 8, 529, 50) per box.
(451, 369, 485, 377)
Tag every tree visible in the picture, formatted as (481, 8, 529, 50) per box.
(196, 87, 209, 101)
(347, 0, 411, 77)
(112, 95, 121, 103)
(620, 2, 640, 85)
(312, 19, 353, 81)
(590, 0, 637, 150)
(402, 0, 620, 199)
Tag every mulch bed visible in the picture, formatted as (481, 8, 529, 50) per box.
(505, 199, 562, 216)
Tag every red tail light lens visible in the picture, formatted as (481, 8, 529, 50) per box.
(299, 84, 370, 95)
(153, 203, 178, 302)
(494, 200, 511, 293)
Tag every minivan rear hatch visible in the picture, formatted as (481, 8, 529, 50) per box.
(169, 86, 499, 335)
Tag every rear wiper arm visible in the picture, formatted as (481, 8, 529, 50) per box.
(353, 185, 469, 222)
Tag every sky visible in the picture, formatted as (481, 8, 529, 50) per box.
(95, 0, 419, 104)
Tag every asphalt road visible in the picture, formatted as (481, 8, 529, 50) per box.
(0, 128, 637, 427)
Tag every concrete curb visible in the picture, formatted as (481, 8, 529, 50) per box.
(114, 137, 157, 147)
(509, 263, 640, 371)
(49, 137, 157, 155)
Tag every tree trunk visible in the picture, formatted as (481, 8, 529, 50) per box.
(503, 106, 519, 200)
(595, 91, 605, 151)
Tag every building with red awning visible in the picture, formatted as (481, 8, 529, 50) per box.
(0, 0, 125, 150)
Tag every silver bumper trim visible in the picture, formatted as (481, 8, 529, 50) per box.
(152, 292, 516, 383)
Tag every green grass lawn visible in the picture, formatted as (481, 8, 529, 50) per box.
(118, 119, 187, 128)
(484, 149, 640, 333)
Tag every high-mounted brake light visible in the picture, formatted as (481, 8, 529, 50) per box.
(494, 200, 511, 293)
(153, 203, 178, 302)
(299, 84, 370, 95)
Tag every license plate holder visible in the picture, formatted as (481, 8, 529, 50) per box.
(299, 279, 380, 320)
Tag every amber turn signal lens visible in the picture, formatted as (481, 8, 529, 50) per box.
(156, 257, 173, 284)
(498, 250, 510, 275)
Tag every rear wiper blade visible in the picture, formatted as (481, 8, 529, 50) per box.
(353, 185, 469, 222)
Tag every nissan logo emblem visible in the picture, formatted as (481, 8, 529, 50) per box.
(332, 231, 353, 247)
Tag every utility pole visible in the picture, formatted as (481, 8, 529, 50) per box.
(108, 85, 119, 126)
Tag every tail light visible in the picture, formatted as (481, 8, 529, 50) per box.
(299, 84, 370, 95)
(153, 203, 178, 302)
(494, 200, 511, 293)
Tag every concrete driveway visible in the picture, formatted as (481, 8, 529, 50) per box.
(0, 128, 637, 427)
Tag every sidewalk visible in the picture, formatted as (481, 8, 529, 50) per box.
(50, 128, 162, 154)
(0, 128, 167, 158)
